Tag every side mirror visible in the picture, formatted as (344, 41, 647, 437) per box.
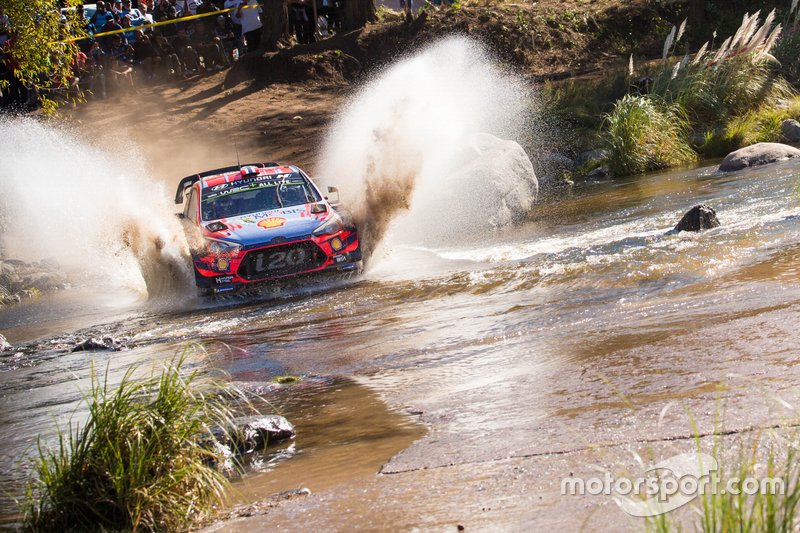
(326, 186, 340, 206)
(175, 212, 185, 219)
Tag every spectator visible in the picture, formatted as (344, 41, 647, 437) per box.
(289, 1, 312, 44)
(213, 14, 239, 61)
(231, 0, 262, 52)
(121, 0, 144, 24)
(120, 15, 138, 43)
(131, 30, 158, 78)
(85, 41, 108, 97)
(151, 32, 183, 76)
(90, 2, 115, 30)
(192, 21, 228, 69)
(101, 16, 123, 51)
(139, 3, 154, 24)
(172, 27, 201, 72)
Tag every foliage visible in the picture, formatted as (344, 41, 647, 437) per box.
(0, 0, 88, 113)
(542, 71, 629, 129)
(700, 95, 800, 156)
(774, 1, 800, 85)
(603, 94, 696, 176)
(23, 353, 245, 532)
(648, 9, 795, 125)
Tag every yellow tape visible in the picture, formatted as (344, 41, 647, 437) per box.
(65, 3, 260, 42)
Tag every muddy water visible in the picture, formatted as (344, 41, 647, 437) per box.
(2, 159, 800, 528)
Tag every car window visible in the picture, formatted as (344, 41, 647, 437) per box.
(200, 174, 319, 221)
(202, 185, 281, 221)
(278, 181, 316, 207)
(185, 187, 199, 223)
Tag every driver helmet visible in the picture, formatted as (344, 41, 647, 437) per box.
(216, 195, 236, 217)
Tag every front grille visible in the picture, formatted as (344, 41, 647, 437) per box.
(237, 241, 326, 280)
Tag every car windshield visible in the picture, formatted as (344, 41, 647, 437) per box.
(201, 174, 319, 221)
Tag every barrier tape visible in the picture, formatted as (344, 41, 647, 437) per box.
(64, 3, 261, 42)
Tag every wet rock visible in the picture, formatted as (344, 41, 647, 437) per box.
(719, 142, 800, 172)
(543, 152, 575, 169)
(585, 166, 610, 182)
(211, 415, 295, 455)
(37, 257, 61, 270)
(71, 337, 123, 352)
(0, 334, 11, 352)
(575, 149, 608, 167)
(674, 204, 720, 232)
(538, 174, 574, 199)
(782, 119, 800, 143)
(22, 271, 66, 291)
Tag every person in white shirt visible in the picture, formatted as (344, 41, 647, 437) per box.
(231, 0, 262, 52)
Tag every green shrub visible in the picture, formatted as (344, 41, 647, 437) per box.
(604, 94, 697, 176)
(23, 354, 243, 532)
(700, 95, 800, 156)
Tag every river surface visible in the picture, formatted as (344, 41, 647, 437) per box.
(2, 159, 800, 529)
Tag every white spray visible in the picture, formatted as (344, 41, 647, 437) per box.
(0, 117, 193, 299)
(319, 36, 539, 258)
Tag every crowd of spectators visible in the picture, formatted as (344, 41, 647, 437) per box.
(0, 0, 347, 109)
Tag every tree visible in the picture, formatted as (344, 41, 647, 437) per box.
(344, 0, 375, 31)
(688, 0, 705, 26)
(260, 0, 289, 51)
(0, 0, 87, 112)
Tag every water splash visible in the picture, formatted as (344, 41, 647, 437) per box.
(318, 36, 538, 259)
(0, 117, 193, 299)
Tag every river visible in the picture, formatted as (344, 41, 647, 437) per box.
(2, 155, 800, 529)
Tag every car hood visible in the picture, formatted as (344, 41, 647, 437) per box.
(203, 205, 329, 247)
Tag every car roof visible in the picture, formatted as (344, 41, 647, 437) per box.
(200, 165, 299, 191)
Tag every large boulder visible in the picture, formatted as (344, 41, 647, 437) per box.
(782, 119, 800, 143)
(719, 142, 800, 172)
(674, 205, 720, 232)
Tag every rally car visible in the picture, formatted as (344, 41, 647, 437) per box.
(174, 163, 361, 295)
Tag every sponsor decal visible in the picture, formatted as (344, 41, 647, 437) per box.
(257, 217, 287, 229)
(215, 275, 234, 285)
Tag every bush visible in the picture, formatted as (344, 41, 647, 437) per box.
(700, 95, 800, 156)
(604, 94, 697, 176)
(23, 354, 243, 532)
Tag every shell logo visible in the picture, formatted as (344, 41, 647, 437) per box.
(257, 217, 287, 229)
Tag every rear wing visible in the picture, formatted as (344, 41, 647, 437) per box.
(174, 162, 279, 204)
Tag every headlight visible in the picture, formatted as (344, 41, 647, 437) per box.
(207, 239, 240, 256)
(312, 214, 344, 236)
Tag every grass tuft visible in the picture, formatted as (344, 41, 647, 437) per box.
(604, 94, 697, 176)
(646, 432, 800, 533)
(23, 353, 245, 532)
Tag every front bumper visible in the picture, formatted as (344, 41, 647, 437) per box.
(193, 229, 361, 294)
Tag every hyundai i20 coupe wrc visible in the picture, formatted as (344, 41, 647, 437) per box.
(174, 163, 362, 295)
